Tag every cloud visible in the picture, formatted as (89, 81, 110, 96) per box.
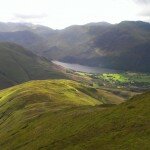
(139, 9, 150, 16)
(134, 0, 150, 4)
(14, 14, 47, 19)
(132, 0, 150, 21)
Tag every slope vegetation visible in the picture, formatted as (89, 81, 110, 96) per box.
(0, 42, 65, 89)
(0, 79, 149, 150)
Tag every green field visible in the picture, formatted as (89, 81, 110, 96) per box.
(99, 73, 150, 87)
(72, 71, 150, 89)
(100, 73, 129, 83)
(0, 79, 149, 150)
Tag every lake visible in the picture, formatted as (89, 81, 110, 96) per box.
(52, 61, 119, 74)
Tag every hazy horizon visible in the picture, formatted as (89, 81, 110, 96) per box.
(0, 20, 150, 30)
(0, 0, 150, 29)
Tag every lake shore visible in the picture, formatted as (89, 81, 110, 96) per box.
(52, 60, 119, 74)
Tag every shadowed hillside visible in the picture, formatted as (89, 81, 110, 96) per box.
(0, 42, 66, 89)
(0, 21, 150, 72)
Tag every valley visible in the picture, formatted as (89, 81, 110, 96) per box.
(0, 21, 150, 72)
(52, 61, 150, 91)
(0, 21, 149, 150)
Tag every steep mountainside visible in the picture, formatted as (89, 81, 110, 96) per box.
(59, 21, 150, 72)
(0, 42, 66, 89)
(0, 80, 149, 149)
(0, 21, 150, 72)
(0, 22, 55, 53)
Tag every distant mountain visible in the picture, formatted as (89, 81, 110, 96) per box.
(85, 21, 111, 26)
(0, 21, 150, 72)
(58, 21, 150, 72)
(0, 80, 149, 149)
(0, 42, 66, 89)
(0, 22, 56, 54)
(0, 22, 54, 33)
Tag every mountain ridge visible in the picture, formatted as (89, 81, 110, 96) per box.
(0, 21, 150, 72)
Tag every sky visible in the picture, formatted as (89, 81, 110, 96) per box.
(0, 0, 150, 29)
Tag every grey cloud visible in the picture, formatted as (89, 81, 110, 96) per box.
(133, 0, 150, 18)
(134, 0, 150, 4)
(14, 14, 47, 19)
(139, 9, 150, 16)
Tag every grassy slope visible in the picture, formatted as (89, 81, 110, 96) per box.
(0, 42, 66, 89)
(66, 71, 138, 103)
(0, 80, 149, 150)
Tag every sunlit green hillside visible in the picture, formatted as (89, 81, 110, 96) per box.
(0, 79, 149, 150)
